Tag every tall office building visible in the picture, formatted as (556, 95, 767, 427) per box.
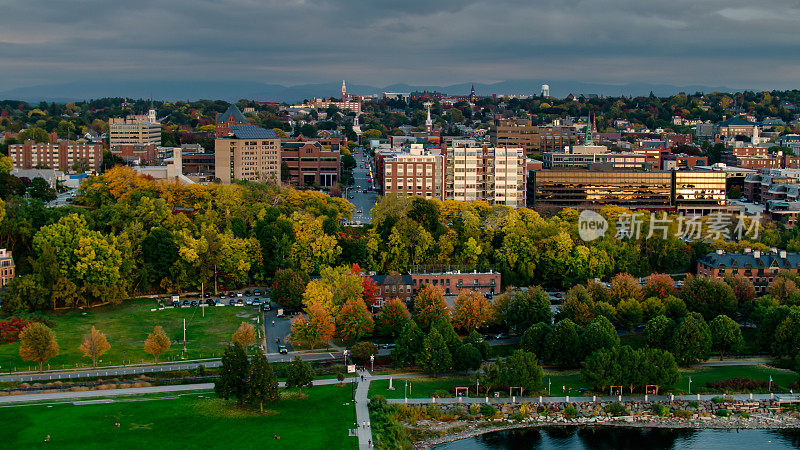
(494, 118, 579, 154)
(109, 110, 161, 147)
(214, 125, 280, 183)
(381, 144, 445, 199)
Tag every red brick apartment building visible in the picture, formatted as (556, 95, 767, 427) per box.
(279, 141, 341, 187)
(111, 143, 158, 164)
(697, 249, 800, 294)
(9, 141, 103, 172)
(410, 271, 501, 296)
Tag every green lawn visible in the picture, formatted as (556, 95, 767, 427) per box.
(664, 365, 797, 394)
(0, 385, 357, 449)
(0, 299, 262, 371)
(369, 365, 800, 398)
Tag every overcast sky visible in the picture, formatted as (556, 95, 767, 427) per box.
(2, 0, 800, 90)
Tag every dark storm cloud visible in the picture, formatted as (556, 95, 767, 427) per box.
(2, 0, 800, 90)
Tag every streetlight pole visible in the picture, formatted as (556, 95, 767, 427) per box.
(548, 378, 551, 396)
(122, 350, 126, 367)
(370, 355, 374, 372)
(688, 376, 692, 395)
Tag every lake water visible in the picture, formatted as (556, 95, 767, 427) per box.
(432, 427, 800, 449)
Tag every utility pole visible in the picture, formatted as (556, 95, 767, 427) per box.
(183, 318, 186, 354)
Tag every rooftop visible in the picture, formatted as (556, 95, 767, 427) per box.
(227, 125, 278, 139)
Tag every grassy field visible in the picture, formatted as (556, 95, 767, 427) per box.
(369, 365, 800, 398)
(0, 385, 356, 449)
(0, 299, 262, 371)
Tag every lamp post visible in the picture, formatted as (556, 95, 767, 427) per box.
(688, 376, 692, 395)
(548, 377, 552, 396)
(370, 355, 374, 372)
(476, 378, 480, 397)
(122, 350, 126, 367)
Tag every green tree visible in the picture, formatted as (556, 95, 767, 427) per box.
(503, 349, 543, 394)
(246, 352, 279, 412)
(680, 275, 737, 320)
(141, 228, 178, 288)
(520, 322, 551, 361)
(453, 343, 482, 370)
(19, 322, 59, 371)
(615, 298, 644, 331)
(581, 316, 619, 356)
(643, 314, 675, 349)
(708, 315, 743, 359)
(28, 177, 56, 202)
(463, 330, 491, 359)
(557, 285, 595, 326)
(350, 341, 378, 365)
(418, 329, 452, 376)
(272, 269, 309, 309)
(393, 321, 424, 367)
(671, 313, 712, 366)
(18, 126, 49, 143)
(286, 356, 315, 393)
(546, 319, 581, 367)
(498, 287, 551, 333)
(375, 297, 410, 338)
(215, 343, 250, 404)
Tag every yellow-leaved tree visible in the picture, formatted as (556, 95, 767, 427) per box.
(144, 326, 170, 362)
(78, 326, 111, 367)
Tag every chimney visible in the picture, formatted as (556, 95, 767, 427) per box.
(754, 250, 761, 258)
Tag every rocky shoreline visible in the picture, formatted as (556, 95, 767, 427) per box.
(409, 398, 800, 449)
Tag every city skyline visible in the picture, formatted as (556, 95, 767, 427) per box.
(2, 0, 800, 93)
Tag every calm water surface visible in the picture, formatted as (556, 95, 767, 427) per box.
(432, 427, 800, 450)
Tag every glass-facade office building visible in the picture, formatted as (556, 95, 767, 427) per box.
(528, 170, 726, 212)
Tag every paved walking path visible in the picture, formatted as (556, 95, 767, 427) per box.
(386, 392, 793, 406)
(354, 369, 373, 449)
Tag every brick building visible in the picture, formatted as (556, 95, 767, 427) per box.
(410, 270, 501, 296)
(697, 249, 800, 294)
(214, 126, 280, 183)
(381, 144, 445, 199)
(661, 154, 708, 170)
(494, 118, 579, 154)
(9, 140, 103, 172)
(0, 249, 14, 287)
(365, 274, 415, 307)
(215, 104, 251, 138)
(110, 143, 158, 164)
(279, 141, 341, 187)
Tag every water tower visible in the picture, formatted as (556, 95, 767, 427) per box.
(541, 84, 550, 98)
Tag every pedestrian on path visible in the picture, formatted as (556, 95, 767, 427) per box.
(362, 421, 366, 428)
(369, 439, 372, 447)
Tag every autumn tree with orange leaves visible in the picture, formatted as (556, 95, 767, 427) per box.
(78, 326, 111, 367)
(290, 302, 335, 349)
(413, 284, 450, 330)
(452, 290, 496, 331)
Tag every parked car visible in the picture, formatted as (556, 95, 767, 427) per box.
(380, 343, 396, 349)
(253, 289, 262, 296)
(236, 292, 243, 298)
(215, 300, 225, 307)
(244, 290, 252, 296)
(181, 300, 190, 308)
(190, 301, 198, 307)
(260, 303, 271, 311)
(252, 298, 262, 306)
(235, 300, 244, 307)
(494, 332, 509, 340)
(219, 292, 226, 299)
(171, 300, 180, 308)
(245, 298, 253, 306)
(203, 292, 211, 298)
(228, 299, 235, 306)
(276, 309, 285, 318)
(278, 345, 288, 354)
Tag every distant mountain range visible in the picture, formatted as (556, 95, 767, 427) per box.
(0, 79, 740, 103)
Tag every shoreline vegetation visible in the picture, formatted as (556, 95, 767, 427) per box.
(369, 397, 800, 449)
(416, 419, 800, 449)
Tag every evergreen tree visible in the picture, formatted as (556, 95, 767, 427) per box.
(246, 353, 279, 412)
(392, 321, 424, 367)
(286, 356, 314, 393)
(671, 313, 712, 366)
(418, 329, 452, 376)
(215, 343, 250, 404)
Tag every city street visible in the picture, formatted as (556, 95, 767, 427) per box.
(263, 307, 293, 354)
(346, 148, 379, 224)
